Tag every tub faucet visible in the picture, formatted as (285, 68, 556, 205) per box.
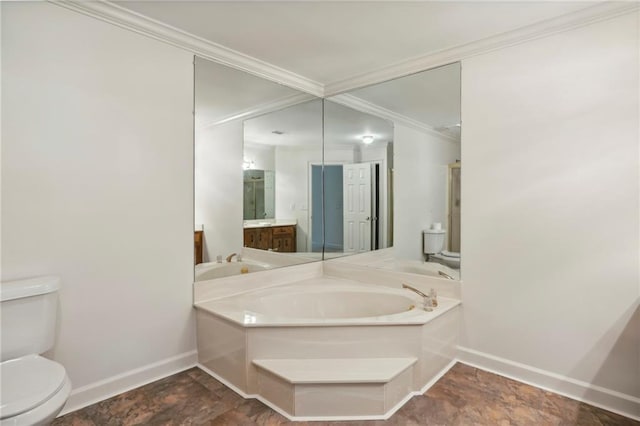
(226, 253, 237, 263)
(438, 270, 455, 280)
(402, 284, 433, 312)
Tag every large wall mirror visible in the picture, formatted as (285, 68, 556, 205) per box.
(194, 56, 461, 282)
(194, 57, 321, 281)
(325, 63, 462, 279)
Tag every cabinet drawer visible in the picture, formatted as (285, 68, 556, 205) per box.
(272, 226, 294, 236)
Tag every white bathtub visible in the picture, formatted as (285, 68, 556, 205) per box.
(194, 273, 461, 420)
(379, 259, 460, 280)
(329, 248, 460, 280)
(195, 260, 270, 281)
(195, 277, 459, 326)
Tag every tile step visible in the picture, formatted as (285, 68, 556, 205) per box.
(252, 357, 417, 384)
(254, 357, 417, 417)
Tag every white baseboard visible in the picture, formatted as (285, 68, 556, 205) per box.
(58, 350, 639, 422)
(457, 346, 640, 422)
(417, 358, 458, 395)
(59, 350, 198, 416)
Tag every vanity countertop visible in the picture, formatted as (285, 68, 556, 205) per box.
(243, 220, 297, 229)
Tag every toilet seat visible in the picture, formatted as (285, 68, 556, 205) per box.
(431, 252, 461, 270)
(0, 355, 67, 420)
(441, 251, 460, 258)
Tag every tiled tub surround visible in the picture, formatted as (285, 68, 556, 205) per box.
(194, 262, 461, 421)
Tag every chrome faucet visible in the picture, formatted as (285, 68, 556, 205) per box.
(226, 253, 237, 263)
(438, 270, 455, 280)
(402, 284, 433, 311)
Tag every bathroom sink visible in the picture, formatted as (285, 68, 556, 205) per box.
(244, 222, 272, 228)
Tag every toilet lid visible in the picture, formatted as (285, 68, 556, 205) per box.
(0, 355, 66, 419)
(441, 251, 460, 258)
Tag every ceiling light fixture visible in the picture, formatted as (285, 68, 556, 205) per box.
(362, 135, 374, 145)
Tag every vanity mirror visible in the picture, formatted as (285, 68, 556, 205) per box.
(243, 169, 275, 221)
(194, 57, 321, 281)
(325, 62, 462, 279)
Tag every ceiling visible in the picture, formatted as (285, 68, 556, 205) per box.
(342, 62, 461, 139)
(183, 2, 597, 140)
(116, 1, 596, 85)
(194, 57, 306, 128)
(244, 98, 393, 148)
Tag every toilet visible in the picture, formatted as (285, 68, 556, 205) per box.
(430, 250, 461, 269)
(423, 226, 461, 270)
(1, 276, 71, 425)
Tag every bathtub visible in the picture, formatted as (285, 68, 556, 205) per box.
(195, 260, 270, 281)
(379, 259, 460, 280)
(329, 248, 460, 280)
(194, 273, 461, 420)
(196, 277, 459, 326)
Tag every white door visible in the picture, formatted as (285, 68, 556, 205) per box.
(343, 163, 372, 253)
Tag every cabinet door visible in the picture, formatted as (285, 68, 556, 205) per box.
(194, 231, 203, 265)
(272, 236, 292, 252)
(244, 229, 258, 248)
(257, 228, 272, 250)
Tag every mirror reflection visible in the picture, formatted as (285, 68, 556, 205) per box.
(242, 99, 323, 255)
(194, 57, 319, 281)
(321, 101, 394, 257)
(326, 62, 462, 279)
(243, 170, 275, 221)
(193, 56, 461, 282)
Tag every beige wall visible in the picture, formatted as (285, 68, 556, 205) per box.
(394, 124, 460, 261)
(1, 1, 196, 410)
(460, 10, 639, 414)
(195, 121, 244, 261)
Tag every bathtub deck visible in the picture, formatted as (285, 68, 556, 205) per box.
(195, 275, 461, 327)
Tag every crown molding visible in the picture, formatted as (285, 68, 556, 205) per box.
(49, 1, 638, 99)
(197, 92, 314, 131)
(330, 94, 459, 143)
(49, 0, 324, 97)
(324, 2, 640, 96)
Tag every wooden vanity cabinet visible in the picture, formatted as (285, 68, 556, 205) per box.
(244, 225, 296, 252)
(272, 226, 296, 252)
(194, 230, 203, 265)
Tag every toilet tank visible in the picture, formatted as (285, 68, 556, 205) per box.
(1, 276, 61, 361)
(423, 229, 446, 254)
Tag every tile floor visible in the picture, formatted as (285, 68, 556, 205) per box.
(53, 363, 638, 425)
